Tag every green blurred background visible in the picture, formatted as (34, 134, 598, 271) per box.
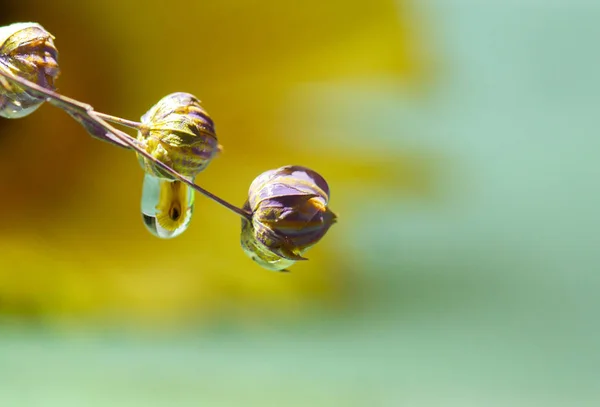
(1, 0, 599, 406)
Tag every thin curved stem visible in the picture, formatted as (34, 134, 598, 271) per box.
(88, 111, 252, 220)
(0, 63, 252, 221)
(0, 61, 130, 148)
(95, 112, 145, 131)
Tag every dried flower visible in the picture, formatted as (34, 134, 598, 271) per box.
(241, 165, 337, 271)
(136, 92, 220, 181)
(0, 22, 60, 118)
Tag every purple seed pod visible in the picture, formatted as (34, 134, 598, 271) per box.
(241, 165, 337, 271)
(0, 22, 60, 118)
(136, 92, 220, 180)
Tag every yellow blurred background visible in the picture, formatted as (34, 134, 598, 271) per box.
(1, 1, 600, 406)
(0, 0, 427, 327)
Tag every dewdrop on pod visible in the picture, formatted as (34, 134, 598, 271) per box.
(136, 92, 221, 238)
(0, 22, 60, 118)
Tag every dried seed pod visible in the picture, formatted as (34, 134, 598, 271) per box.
(136, 92, 219, 181)
(241, 165, 337, 271)
(0, 22, 60, 118)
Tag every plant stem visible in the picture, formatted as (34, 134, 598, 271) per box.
(0, 61, 131, 148)
(0, 63, 253, 221)
(89, 112, 252, 220)
(94, 112, 145, 130)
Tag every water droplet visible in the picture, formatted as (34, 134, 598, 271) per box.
(0, 93, 44, 118)
(141, 173, 194, 239)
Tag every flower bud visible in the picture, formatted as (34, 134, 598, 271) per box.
(0, 22, 60, 118)
(241, 165, 337, 271)
(136, 92, 219, 180)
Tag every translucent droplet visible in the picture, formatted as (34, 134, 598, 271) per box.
(0, 22, 60, 119)
(141, 173, 194, 239)
(0, 91, 44, 118)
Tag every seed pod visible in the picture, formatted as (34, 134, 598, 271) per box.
(136, 92, 219, 181)
(0, 22, 60, 118)
(241, 165, 337, 271)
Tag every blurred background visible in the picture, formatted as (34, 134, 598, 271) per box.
(1, 0, 599, 405)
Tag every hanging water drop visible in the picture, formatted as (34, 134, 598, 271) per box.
(0, 94, 44, 118)
(141, 173, 194, 239)
(0, 22, 60, 119)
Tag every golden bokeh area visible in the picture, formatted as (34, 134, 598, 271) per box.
(0, 0, 427, 326)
